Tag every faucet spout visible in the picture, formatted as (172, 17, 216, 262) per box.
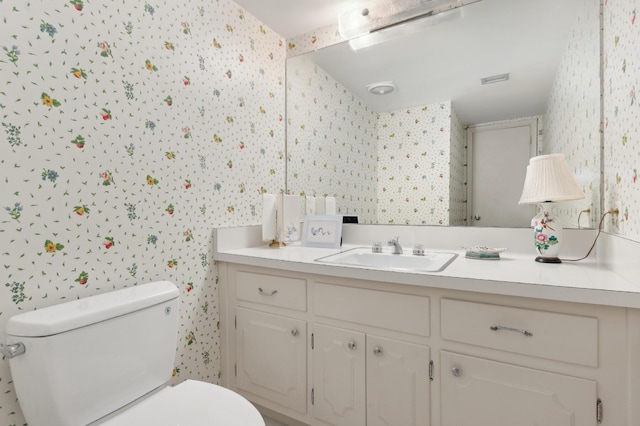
(388, 236, 403, 255)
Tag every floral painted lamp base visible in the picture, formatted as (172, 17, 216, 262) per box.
(532, 202, 563, 263)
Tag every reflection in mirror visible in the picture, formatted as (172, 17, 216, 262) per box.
(286, 0, 600, 227)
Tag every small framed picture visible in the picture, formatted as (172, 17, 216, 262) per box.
(302, 215, 343, 248)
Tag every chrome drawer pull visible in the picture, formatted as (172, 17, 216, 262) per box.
(291, 328, 299, 337)
(490, 325, 533, 337)
(373, 346, 383, 356)
(347, 341, 357, 350)
(258, 288, 278, 296)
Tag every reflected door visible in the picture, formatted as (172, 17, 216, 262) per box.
(467, 119, 537, 227)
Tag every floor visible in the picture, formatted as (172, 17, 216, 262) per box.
(264, 415, 288, 426)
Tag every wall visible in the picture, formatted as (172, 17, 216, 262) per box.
(376, 102, 466, 225)
(0, 0, 285, 423)
(543, 0, 601, 228)
(603, 0, 640, 241)
(286, 54, 378, 222)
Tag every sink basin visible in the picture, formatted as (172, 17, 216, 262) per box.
(315, 247, 458, 272)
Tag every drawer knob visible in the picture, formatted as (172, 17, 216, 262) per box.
(373, 346, 383, 356)
(347, 341, 357, 350)
(490, 325, 533, 337)
(451, 367, 462, 377)
(258, 288, 278, 296)
(291, 328, 299, 337)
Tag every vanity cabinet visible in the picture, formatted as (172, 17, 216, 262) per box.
(440, 351, 596, 425)
(311, 282, 431, 426)
(219, 263, 632, 426)
(312, 325, 430, 426)
(236, 308, 307, 413)
(227, 269, 309, 418)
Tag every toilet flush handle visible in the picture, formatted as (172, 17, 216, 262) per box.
(0, 342, 25, 359)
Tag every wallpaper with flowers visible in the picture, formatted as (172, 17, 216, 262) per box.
(286, 54, 378, 222)
(543, 0, 601, 228)
(603, 0, 640, 240)
(0, 0, 285, 423)
(376, 102, 466, 225)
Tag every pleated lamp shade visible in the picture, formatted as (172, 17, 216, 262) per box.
(519, 154, 585, 205)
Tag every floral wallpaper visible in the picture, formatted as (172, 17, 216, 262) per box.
(0, 0, 285, 423)
(603, 0, 640, 240)
(543, 0, 601, 228)
(377, 102, 466, 225)
(286, 54, 378, 222)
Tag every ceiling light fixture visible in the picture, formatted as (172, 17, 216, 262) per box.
(338, 0, 481, 41)
(481, 73, 510, 85)
(367, 81, 396, 95)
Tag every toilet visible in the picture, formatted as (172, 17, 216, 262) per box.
(3, 281, 265, 426)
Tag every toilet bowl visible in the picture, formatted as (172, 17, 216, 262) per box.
(3, 281, 264, 426)
(96, 380, 264, 426)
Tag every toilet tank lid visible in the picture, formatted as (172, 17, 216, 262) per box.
(6, 281, 179, 337)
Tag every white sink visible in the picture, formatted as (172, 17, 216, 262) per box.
(315, 247, 458, 272)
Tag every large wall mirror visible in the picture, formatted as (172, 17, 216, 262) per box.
(286, 0, 601, 228)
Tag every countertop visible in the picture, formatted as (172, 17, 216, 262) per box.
(214, 241, 640, 309)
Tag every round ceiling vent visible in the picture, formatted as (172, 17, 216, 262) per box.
(366, 81, 396, 95)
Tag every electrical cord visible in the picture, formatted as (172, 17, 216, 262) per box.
(561, 209, 619, 262)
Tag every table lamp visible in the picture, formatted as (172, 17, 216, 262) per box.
(518, 154, 585, 263)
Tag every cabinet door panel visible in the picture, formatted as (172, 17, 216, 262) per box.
(236, 308, 307, 413)
(367, 336, 431, 426)
(441, 351, 596, 426)
(313, 324, 366, 426)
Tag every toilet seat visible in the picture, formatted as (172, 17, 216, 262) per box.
(97, 380, 265, 426)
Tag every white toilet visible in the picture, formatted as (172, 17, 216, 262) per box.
(3, 281, 265, 426)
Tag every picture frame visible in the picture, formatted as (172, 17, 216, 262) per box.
(301, 215, 343, 248)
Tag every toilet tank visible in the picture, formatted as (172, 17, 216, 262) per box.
(5, 281, 179, 426)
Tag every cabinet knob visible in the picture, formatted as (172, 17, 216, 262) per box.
(290, 328, 299, 337)
(373, 346, 383, 356)
(347, 341, 357, 350)
(451, 367, 462, 377)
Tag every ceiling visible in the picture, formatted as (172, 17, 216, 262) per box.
(235, 0, 591, 124)
(234, 0, 352, 39)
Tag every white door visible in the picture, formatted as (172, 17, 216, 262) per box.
(441, 351, 597, 426)
(236, 308, 307, 413)
(366, 335, 431, 426)
(467, 119, 537, 227)
(313, 324, 366, 426)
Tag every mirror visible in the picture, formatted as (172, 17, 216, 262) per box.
(286, 0, 601, 227)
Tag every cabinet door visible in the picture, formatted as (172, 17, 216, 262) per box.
(313, 324, 366, 426)
(236, 308, 307, 413)
(366, 336, 431, 426)
(441, 351, 597, 426)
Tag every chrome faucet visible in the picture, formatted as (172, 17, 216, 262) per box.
(388, 236, 403, 255)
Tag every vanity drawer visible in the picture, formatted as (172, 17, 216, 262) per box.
(440, 299, 598, 367)
(313, 283, 430, 337)
(236, 271, 307, 311)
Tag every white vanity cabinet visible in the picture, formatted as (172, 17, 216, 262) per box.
(226, 269, 309, 418)
(311, 282, 431, 426)
(219, 263, 634, 426)
(312, 324, 366, 426)
(236, 308, 307, 412)
(312, 325, 431, 426)
(440, 351, 596, 425)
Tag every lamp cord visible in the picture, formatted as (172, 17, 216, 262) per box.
(560, 209, 618, 262)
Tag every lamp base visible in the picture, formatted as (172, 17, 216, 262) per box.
(535, 256, 561, 264)
(269, 239, 286, 248)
